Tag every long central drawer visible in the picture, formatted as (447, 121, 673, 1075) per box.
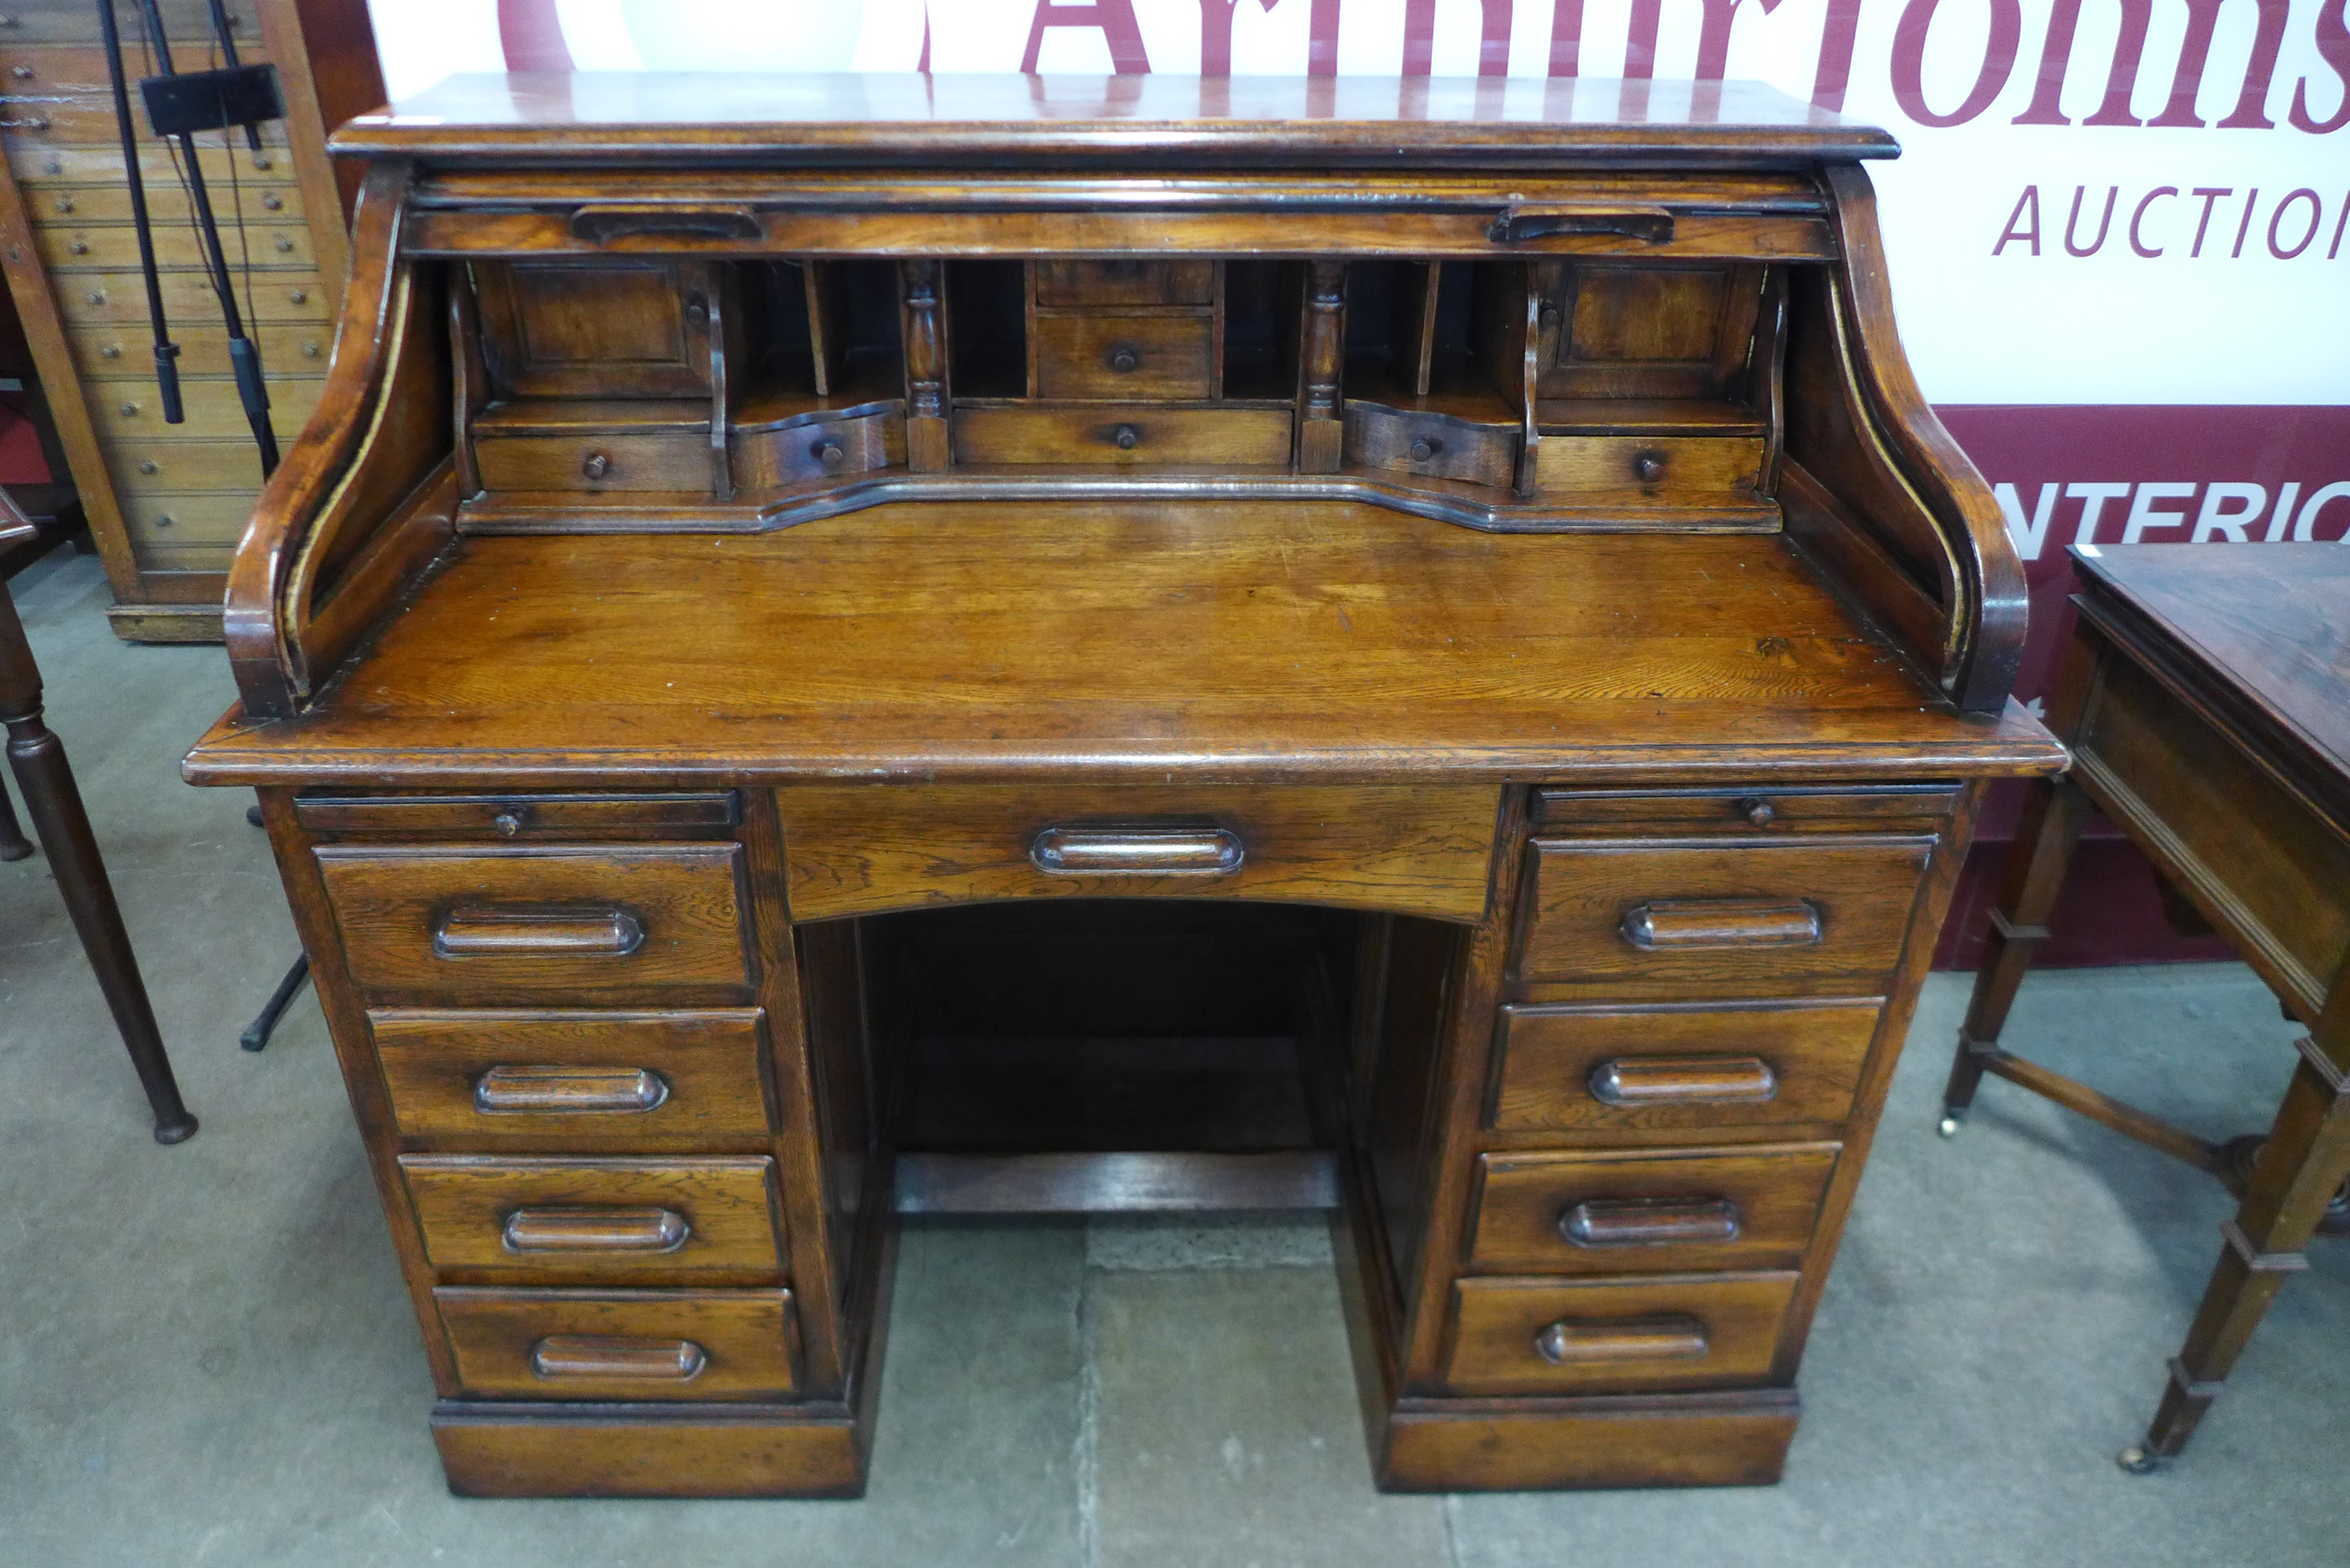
(777, 783, 1500, 923)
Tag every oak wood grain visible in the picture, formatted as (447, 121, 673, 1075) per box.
(434, 1287, 798, 1399)
(1444, 1271, 1800, 1395)
(401, 1154, 784, 1282)
(1464, 1144, 1840, 1274)
(779, 783, 1499, 923)
(371, 1009, 772, 1143)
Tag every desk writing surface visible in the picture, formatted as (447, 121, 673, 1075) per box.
(188, 501, 2056, 786)
(2073, 544, 2350, 809)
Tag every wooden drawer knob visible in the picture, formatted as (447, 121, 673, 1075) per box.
(1632, 449, 1669, 483)
(1587, 1055, 1779, 1106)
(474, 1064, 670, 1116)
(581, 450, 612, 481)
(1558, 1196, 1742, 1248)
(1108, 345, 1141, 373)
(433, 903, 645, 959)
(1620, 898, 1821, 951)
(1030, 824, 1244, 875)
(503, 1206, 690, 1253)
(1112, 423, 1140, 450)
(530, 1335, 706, 1382)
(1533, 1314, 1708, 1366)
(1739, 796, 1776, 827)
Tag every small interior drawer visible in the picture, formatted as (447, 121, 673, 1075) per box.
(1034, 259, 1215, 307)
(777, 783, 1499, 923)
(1535, 785, 1960, 837)
(1532, 435, 1764, 498)
(1032, 313, 1214, 399)
(400, 1154, 784, 1282)
(1444, 1271, 1799, 1396)
(1344, 403, 1517, 488)
(1514, 836, 1935, 997)
(1464, 1144, 1840, 1275)
(474, 427, 712, 493)
(372, 1009, 771, 1143)
(1488, 1000, 1883, 1133)
(953, 405, 1291, 467)
(294, 791, 738, 839)
(434, 1287, 798, 1400)
(731, 408, 902, 488)
(315, 843, 752, 999)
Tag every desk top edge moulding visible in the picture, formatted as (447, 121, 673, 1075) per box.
(184, 72, 2062, 1499)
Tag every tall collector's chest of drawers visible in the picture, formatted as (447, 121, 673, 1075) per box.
(0, 0, 378, 640)
(184, 73, 2063, 1498)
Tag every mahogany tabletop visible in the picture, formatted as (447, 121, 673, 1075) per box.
(2070, 543, 2350, 829)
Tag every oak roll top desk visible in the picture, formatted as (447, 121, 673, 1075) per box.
(182, 73, 2062, 1498)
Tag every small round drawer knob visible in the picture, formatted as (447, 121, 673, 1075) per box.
(274, 238, 294, 254)
(119, 402, 138, 417)
(253, 155, 271, 170)
(1108, 347, 1140, 373)
(54, 197, 72, 213)
(302, 341, 321, 358)
(1741, 797, 1776, 828)
(1409, 437, 1437, 463)
(1112, 423, 1140, 450)
(154, 514, 175, 528)
(1632, 449, 1669, 483)
(492, 810, 525, 838)
(685, 300, 709, 329)
(138, 460, 159, 475)
(581, 451, 612, 480)
(812, 438, 844, 464)
(44, 159, 63, 175)
(1539, 304, 1562, 334)
(288, 289, 307, 304)
(67, 240, 87, 254)
(9, 66, 29, 79)
(101, 343, 121, 358)
(86, 289, 105, 305)
(261, 194, 283, 212)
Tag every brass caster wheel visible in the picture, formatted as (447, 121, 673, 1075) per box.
(2117, 1445, 2160, 1475)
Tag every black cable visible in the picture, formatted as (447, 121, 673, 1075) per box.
(96, 0, 180, 424)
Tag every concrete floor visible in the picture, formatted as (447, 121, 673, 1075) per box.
(2, 547, 2345, 1567)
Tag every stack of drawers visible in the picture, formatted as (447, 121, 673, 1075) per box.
(0, 3, 344, 638)
(294, 791, 808, 1413)
(1445, 783, 1954, 1401)
(952, 259, 1294, 469)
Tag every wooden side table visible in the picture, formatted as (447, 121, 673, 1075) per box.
(0, 502, 195, 1142)
(1942, 541, 2350, 1468)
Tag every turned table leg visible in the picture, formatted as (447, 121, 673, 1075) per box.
(0, 590, 196, 1144)
(2120, 994, 2350, 1470)
(1941, 775, 2089, 1134)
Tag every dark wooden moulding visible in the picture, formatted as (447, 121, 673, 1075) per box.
(185, 73, 2061, 1500)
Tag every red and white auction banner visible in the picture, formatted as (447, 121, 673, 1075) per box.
(371, 0, 2350, 708)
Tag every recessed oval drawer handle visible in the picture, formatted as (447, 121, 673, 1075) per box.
(530, 1335, 706, 1381)
(1557, 1196, 1742, 1248)
(568, 203, 761, 243)
(433, 903, 645, 959)
(503, 1206, 690, 1253)
(1030, 825, 1245, 875)
(1487, 204, 1675, 244)
(1620, 898, 1821, 950)
(1533, 1314, 1709, 1366)
(1588, 1055, 1779, 1106)
(474, 1064, 672, 1115)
